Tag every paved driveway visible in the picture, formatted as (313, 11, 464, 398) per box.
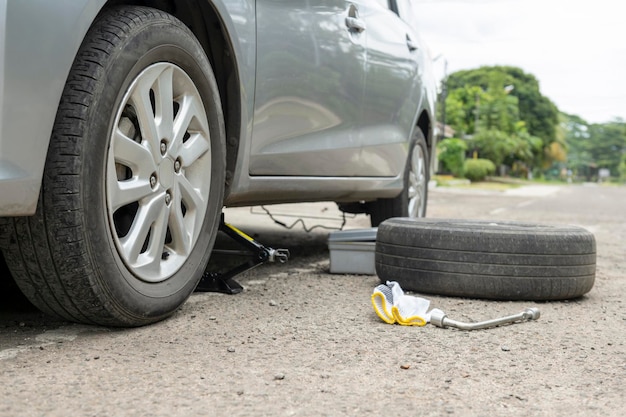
(1, 183, 625, 416)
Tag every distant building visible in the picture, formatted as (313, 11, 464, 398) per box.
(435, 122, 455, 139)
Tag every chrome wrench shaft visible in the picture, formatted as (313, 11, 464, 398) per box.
(430, 308, 540, 331)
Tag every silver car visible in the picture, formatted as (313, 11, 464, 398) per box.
(0, 0, 436, 326)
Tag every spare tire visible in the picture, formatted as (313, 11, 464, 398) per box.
(375, 218, 596, 301)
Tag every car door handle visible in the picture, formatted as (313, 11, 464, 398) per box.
(406, 35, 418, 52)
(345, 16, 366, 33)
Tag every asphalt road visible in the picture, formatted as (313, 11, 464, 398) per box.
(1, 183, 625, 416)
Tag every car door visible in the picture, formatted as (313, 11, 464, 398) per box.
(250, 0, 367, 176)
(356, 0, 423, 177)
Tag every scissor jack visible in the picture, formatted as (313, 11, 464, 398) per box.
(195, 215, 290, 294)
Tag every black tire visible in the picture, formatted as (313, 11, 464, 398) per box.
(369, 129, 429, 227)
(375, 218, 596, 301)
(0, 7, 225, 326)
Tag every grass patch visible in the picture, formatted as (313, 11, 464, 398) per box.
(434, 175, 525, 191)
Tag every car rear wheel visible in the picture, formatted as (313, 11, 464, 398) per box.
(369, 129, 429, 227)
(1, 7, 225, 326)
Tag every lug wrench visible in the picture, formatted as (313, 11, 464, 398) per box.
(430, 308, 540, 331)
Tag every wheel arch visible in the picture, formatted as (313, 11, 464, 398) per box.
(102, 0, 245, 197)
(0, 0, 245, 217)
(416, 110, 432, 152)
(416, 109, 436, 176)
(0, 0, 109, 216)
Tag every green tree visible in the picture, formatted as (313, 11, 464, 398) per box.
(561, 114, 626, 180)
(512, 130, 544, 167)
(443, 92, 470, 137)
(478, 72, 520, 134)
(619, 153, 626, 181)
(447, 66, 558, 140)
(446, 66, 559, 169)
(561, 113, 593, 177)
(437, 138, 467, 177)
(587, 120, 626, 176)
(469, 129, 513, 167)
(445, 85, 486, 137)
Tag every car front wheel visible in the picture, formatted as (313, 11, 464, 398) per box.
(1, 7, 225, 326)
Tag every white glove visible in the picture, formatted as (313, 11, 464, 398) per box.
(371, 281, 440, 326)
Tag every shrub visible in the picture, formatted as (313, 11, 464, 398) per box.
(464, 158, 496, 182)
(437, 138, 467, 177)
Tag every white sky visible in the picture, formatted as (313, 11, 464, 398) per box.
(413, 0, 626, 124)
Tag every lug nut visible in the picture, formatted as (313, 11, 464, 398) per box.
(150, 174, 157, 188)
(174, 160, 181, 173)
(160, 141, 167, 155)
(165, 191, 172, 205)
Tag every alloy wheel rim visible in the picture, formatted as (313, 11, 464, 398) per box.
(407, 145, 426, 218)
(106, 63, 212, 283)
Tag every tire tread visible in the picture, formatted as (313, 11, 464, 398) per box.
(375, 218, 596, 300)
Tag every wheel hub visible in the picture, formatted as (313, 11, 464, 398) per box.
(158, 156, 175, 190)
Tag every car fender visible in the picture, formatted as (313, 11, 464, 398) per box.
(0, 0, 257, 216)
(0, 0, 107, 216)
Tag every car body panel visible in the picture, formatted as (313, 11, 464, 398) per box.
(0, 0, 436, 215)
(250, 0, 366, 177)
(358, 1, 422, 177)
(224, 0, 434, 207)
(247, 0, 427, 180)
(0, 0, 107, 215)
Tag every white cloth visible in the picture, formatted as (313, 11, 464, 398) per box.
(371, 281, 442, 326)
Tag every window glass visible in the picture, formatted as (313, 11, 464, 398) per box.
(395, 0, 419, 28)
(373, 0, 390, 9)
